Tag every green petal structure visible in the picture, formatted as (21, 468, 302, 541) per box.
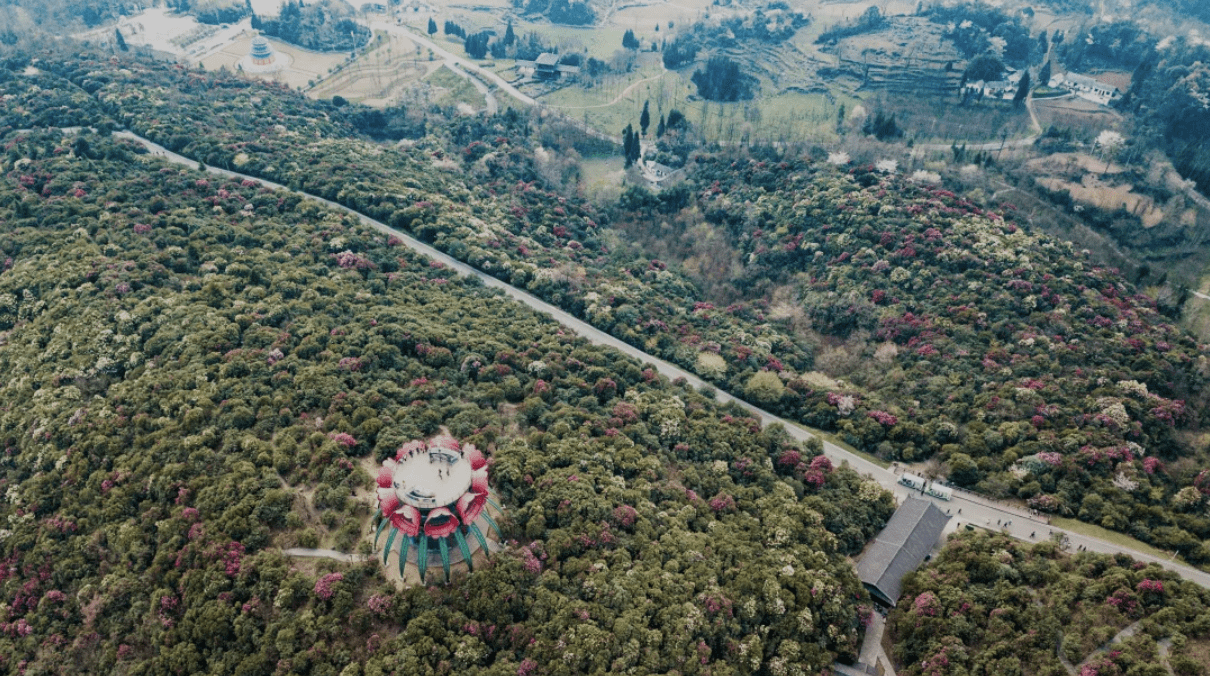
(383, 528, 398, 566)
(374, 516, 389, 549)
(398, 536, 410, 579)
(469, 522, 490, 554)
(454, 529, 473, 572)
(417, 536, 429, 584)
(481, 512, 504, 540)
(438, 538, 451, 583)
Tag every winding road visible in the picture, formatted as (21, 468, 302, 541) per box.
(371, 21, 535, 107)
(113, 129, 1210, 592)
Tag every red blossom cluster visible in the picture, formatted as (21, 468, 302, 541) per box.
(314, 572, 343, 600)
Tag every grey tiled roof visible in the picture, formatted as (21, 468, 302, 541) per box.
(856, 497, 950, 605)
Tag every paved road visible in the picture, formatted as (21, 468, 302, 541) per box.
(113, 130, 1210, 591)
(283, 547, 367, 563)
(445, 62, 498, 114)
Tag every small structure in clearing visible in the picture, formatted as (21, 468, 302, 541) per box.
(1051, 72, 1120, 106)
(517, 53, 580, 81)
(240, 35, 289, 74)
(857, 497, 950, 606)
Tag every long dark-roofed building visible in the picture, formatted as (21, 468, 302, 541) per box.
(856, 497, 950, 606)
(516, 52, 580, 80)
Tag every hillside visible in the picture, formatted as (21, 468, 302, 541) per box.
(612, 156, 1210, 563)
(891, 531, 1210, 676)
(17, 49, 1210, 563)
(0, 66, 896, 672)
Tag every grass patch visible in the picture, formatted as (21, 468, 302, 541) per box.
(541, 69, 853, 145)
(1183, 294, 1210, 341)
(1051, 517, 1175, 561)
(540, 25, 629, 58)
(424, 65, 486, 109)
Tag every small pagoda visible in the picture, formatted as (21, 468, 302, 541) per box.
(241, 36, 287, 74)
(373, 435, 502, 584)
(250, 36, 276, 67)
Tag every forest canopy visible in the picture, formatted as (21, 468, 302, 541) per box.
(0, 57, 896, 674)
(252, 0, 370, 52)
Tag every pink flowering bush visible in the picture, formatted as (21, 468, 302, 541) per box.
(1136, 579, 1163, 594)
(913, 591, 940, 617)
(314, 572, 344, 600)
(709, 492, 737, 513)
(612, 504, 638, 528)
(328, 432, 358, 448)
(366, 595, 393, 615)
(334, 250, 374, 270)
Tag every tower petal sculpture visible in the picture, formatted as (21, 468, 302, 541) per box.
(464, 444, 487, 470)
(373, 434, 500, 584)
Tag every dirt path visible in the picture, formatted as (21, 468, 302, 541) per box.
(372, 21, 535, 107)
(542, 69, 668, 110)
(1157, 639, 1176, 676)
(1057, 631, 1079, 676)
(283, 548, 367, 563)
(1063, 619, 1144, 674)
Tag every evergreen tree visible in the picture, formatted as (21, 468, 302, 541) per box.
(1038, 61, 1051, 88)
(622, 125, 634, 168)
(622, 124, 642, 167)
(666, 108, 685, 131)
(640, 100, 650, 136)
(427, 17, 437, 35)
(465, 32, 491, 59)
(656, 113, 665, 138)
(1014, 70, 1030, 107)
(504, 20, 515, 46)
(622, 29, 639, 50)
(114, 29, 128, 51)
(691, 57, 754, 101)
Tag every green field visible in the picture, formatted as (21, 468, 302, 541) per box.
(539, 65, 859, 146)
(425, 64, 487, 109)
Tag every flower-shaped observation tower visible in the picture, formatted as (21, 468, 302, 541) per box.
(374, 435, 502, 584)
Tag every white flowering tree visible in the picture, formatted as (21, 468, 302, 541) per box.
(1095, 130, 1125, 175)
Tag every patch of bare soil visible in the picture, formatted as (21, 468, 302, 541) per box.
(1034, 96, 1123, 131)
(1035, 174, 1165, 227)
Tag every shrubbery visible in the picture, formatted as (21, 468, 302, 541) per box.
(891, 532, 1210, 675)
(0, 55, 896, 674)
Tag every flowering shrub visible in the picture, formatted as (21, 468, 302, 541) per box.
(708, 493, 737, 513)
(314, 572, 344, 600)
(328, 432, 358, 448)
(913, 591, 941, 617)
(612, 504, 638, 528)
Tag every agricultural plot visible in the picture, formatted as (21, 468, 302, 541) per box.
(308, 33, 439, 106)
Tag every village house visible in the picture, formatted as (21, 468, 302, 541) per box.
(964, 69, 1024, 100)
(516, 52, 580, 81)
(1051, 71, 1120, 105)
